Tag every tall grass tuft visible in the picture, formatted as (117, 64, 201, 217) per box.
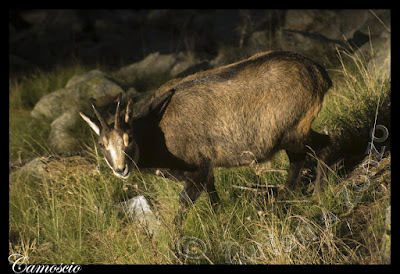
(313, 39, 390, 168)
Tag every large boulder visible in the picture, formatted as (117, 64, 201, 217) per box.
(32, 70, 124, 120)
(31, 70, 126, 153)
(283, 10, 370, 41)
(49, 109, 80, 153)
(264, 9, 390, 68)
(274, 29, 340, 66)
(115, 51, 201, 91)
(355, 35, 390, 82)
(367, 37, 390, 82)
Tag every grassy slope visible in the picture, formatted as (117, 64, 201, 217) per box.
(9, 47, 390, 264)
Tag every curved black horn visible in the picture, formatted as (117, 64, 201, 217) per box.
(90, 98, 109, 130)
(114, 93, 122, 129)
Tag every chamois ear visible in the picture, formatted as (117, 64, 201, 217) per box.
(79, 111, 100, 136)
(125, 98, 133, 124)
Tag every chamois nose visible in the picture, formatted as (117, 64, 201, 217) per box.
(114, 164, 129, 177)
(115, 166, 126, 175)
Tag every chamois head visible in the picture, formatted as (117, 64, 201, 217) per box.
(79, 93, 138, 179)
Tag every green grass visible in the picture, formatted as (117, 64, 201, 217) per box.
(9, 44, 390, 264)
(9, 61, 92, 162)
(9, 152, 390, 264)
(313, 42, 391, 162)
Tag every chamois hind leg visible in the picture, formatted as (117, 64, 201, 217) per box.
(179, 177, 203, 212)
(282, 131, 308, 192)
(308, 130, 331, 198)
(285, 151, 307, 191)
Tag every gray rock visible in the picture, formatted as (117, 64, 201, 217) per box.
(116, 195, 160, 237)
(247, 31, 273, 53)
(275, 29, 339, 66)
(358, 9, 391, 38)
(31, 87, 76, 120)
(31, 69, 125, 153)
(367, 37, 391, 82)
(31, 69, 124, 120)
(49, 108, 80, 153)
(115, 51, 200, 91)
(66, 69, 124, 108)
(284, 9, 369, 41)
(356, 35, 391, 82)
(65, 69, 108, 88)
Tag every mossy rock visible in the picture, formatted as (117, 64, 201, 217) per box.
(31, 69, 124, 120)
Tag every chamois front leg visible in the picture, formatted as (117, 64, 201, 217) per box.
(204, 165, 220, 207)
(179, 179, 203, 210)
(176, 164, 219, 221)
(175, 175, 203, 225)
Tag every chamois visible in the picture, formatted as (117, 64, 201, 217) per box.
(80, 50, 332, 215)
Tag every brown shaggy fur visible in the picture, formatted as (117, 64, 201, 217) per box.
(82, 51, 332, 216)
